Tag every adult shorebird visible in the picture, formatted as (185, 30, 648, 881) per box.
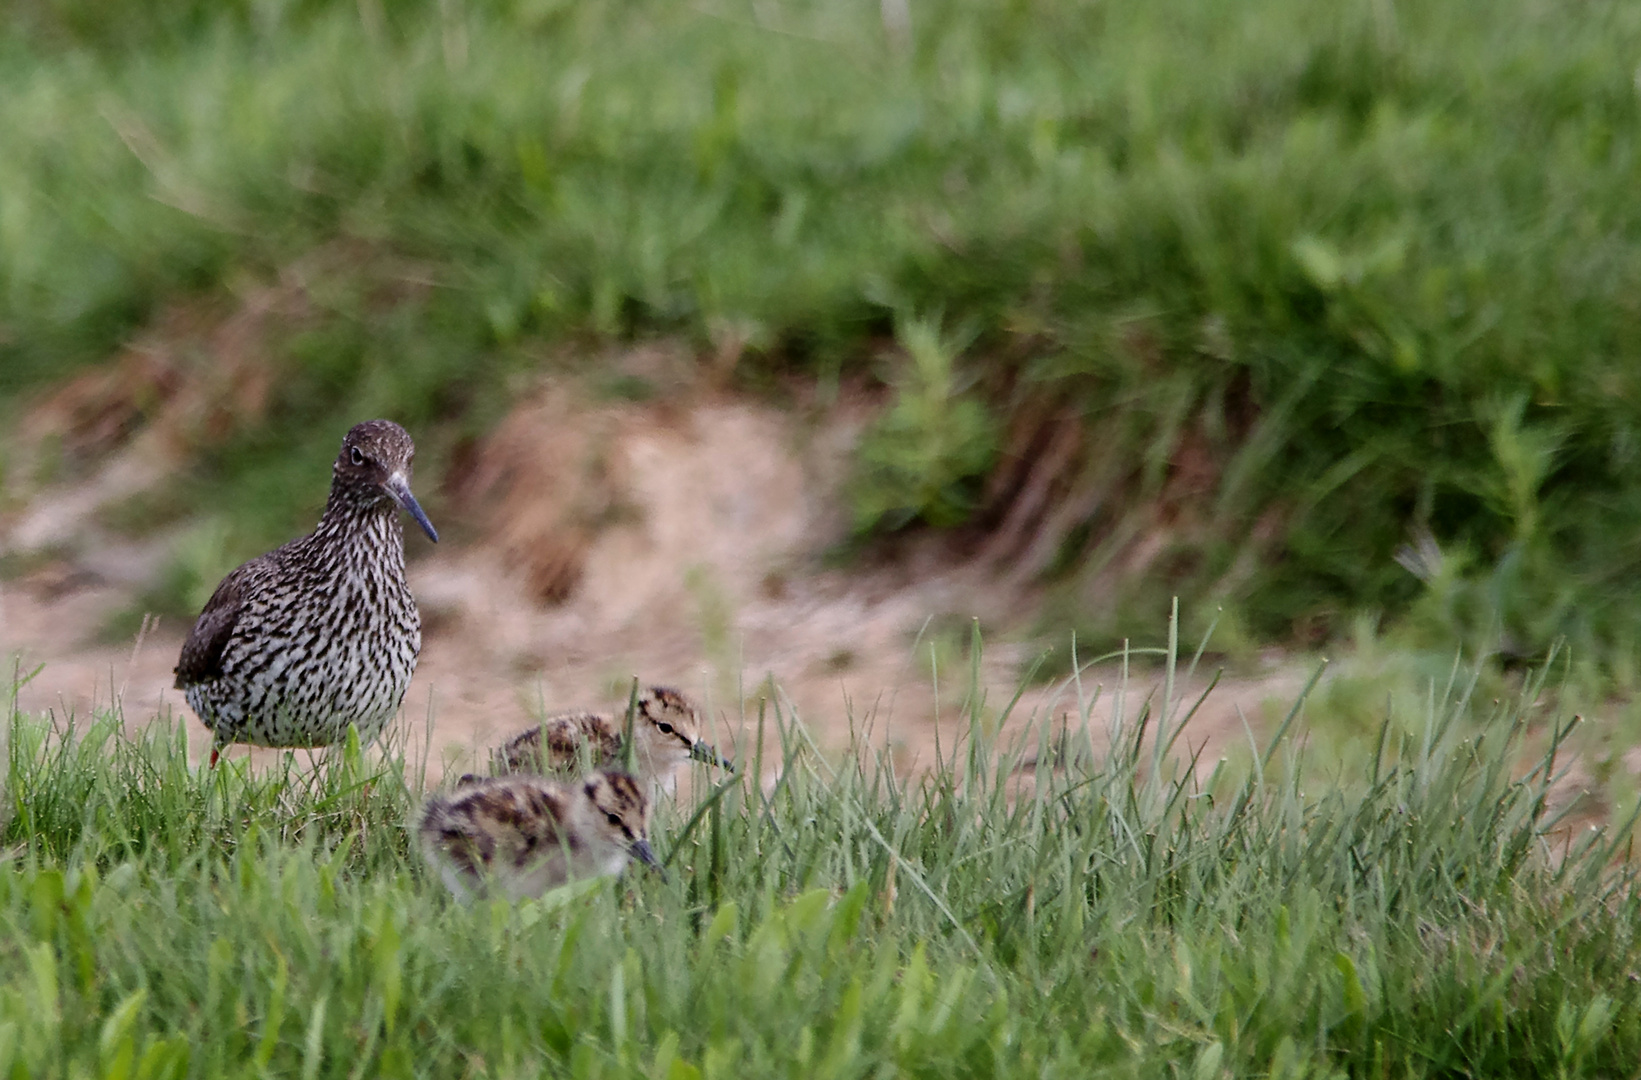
(487, 686, 731, 785)
(174, 419, 439, 766)
(419, 770, 659, 901)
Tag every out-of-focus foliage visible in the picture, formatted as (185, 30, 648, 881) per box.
(849, 318, 998, 533)
(2, 0, 1641, 667)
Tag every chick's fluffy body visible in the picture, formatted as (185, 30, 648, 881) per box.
(419, 771, 652, 901)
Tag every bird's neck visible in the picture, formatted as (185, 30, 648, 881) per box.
(310, 487, 406, 570)
(567, 797, 619, 859)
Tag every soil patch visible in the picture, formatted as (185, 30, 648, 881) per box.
(3, 376, 1288, 782)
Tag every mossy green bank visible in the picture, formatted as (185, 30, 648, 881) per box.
(4, 0, 1641, 667)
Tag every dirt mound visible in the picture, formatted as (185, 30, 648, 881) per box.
(411, 381, 1031, 774)
(2, 363, 1054, 775)
(2, 350, 1286, 786)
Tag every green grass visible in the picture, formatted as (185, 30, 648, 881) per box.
(2, 636, 1639, 1077)
(5, 0, 1641, 669)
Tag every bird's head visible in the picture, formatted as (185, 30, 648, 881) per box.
(635, 686, 733, 770)
(334, 420, 439, 543)
(583, 770, 661, 873)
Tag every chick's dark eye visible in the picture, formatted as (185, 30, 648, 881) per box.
(657, 723, 674, 734)
(606, 812, 622, 827)
(349, 447, 365, 466)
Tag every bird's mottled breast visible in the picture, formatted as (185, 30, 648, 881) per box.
(312, 515, 421, 679)
(195, 509, 421, 746)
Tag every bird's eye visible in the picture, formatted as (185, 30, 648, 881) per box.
(657, 723, 674, 734)
(606, 812, 622, 828)
(350, 447, 365, 466)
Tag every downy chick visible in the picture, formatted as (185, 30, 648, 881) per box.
(419, 770, 658, 901)
(491, 686, 730, 785)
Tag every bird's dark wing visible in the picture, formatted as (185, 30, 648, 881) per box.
(173, 563, 255, 688)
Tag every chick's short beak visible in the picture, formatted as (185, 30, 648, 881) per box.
(384, 473, 439, 543)
(690, 740, 733, 769)
(630, 839, 662, 872)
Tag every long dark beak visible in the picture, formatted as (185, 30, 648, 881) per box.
(385, 474, 439, 543)
(630, 839, 664, 878)
(689, 741, 732, 769)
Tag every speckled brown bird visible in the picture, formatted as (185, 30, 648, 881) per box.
(419, 770, 658, 901)
(489, 686, 730, 784)
(173, 420, 439, 766)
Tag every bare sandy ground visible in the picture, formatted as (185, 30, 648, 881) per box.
(1, 391, 1305, 787)
(6, 375, 1614, 843)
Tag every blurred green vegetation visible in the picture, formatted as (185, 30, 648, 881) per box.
(4, 0, 1641, 669)
(849, 317, 999, 533)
